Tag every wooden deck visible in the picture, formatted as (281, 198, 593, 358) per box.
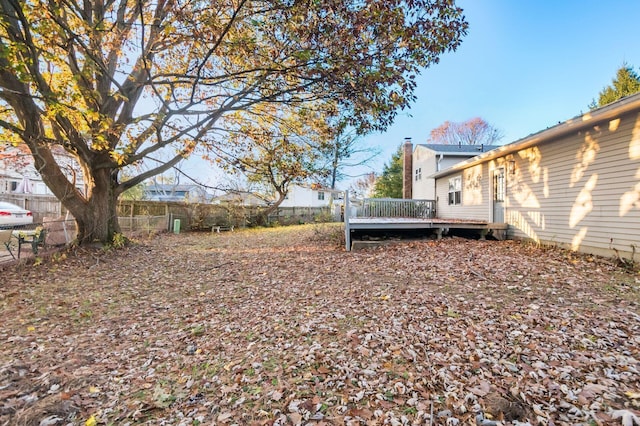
(343, 195, 507, 251)
(348, 217, 493, 230)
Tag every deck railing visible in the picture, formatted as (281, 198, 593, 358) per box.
(343, 193, 437, 251)
(355, 198, 436, 219)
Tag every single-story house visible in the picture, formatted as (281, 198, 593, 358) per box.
(431, 92, 640, 259)
(406, 139, 497, 200)
(143, 183, 209, 202)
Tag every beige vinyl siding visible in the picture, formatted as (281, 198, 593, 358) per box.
(506, 111, 640, 257)
(412, 147, 485, 200)
(412, 147, 436, 199)
(435, 163, 492, 221)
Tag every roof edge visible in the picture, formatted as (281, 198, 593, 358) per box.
(431, 92, 640, 178)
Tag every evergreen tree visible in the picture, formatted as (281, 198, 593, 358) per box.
(590, 64, 640, 109)
(373, 146, 403, 198)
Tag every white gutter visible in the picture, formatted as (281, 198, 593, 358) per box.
(431, 92, 640, 179)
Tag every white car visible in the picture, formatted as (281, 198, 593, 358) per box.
(0, 201, 33, 227)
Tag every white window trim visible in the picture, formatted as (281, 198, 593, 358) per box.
(448, 176, 462, 205)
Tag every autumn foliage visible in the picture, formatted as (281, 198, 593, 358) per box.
(0, 0, 468, 243)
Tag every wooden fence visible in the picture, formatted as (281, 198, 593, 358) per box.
(118, 215, 169, 233)
(117, 200, 265, 230)
(2, 194, 68, 223)
(2, 195, 336, 233)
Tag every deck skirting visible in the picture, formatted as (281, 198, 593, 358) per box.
(345, 218, 508, 251)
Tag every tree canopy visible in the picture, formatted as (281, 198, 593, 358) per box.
(317, 121, 379, 190)
(372, 145, 403, 198)
(214, 102, 328, 219)
(590, 64, 640, 109)
(427, 117, 503, 145)
(0, 0, 467, 243)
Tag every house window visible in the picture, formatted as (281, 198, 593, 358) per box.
(10, 181, 17, 191)
(448, 176, 462, 205)
(415, 167, 422, 181)
(317, 191, 325, 201)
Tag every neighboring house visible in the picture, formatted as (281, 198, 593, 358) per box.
(143, 183, 209, 202)
(405, 140, 497, 200)
(431, 92, 640, 259)
(278, 184, 342, 208)
(0, 145, 85, 195)
(211, 192, 267, 206)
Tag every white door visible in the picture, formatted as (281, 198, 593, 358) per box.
(493, 168, 505, 223)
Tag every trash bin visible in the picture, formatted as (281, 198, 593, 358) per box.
(173, 219, 181, 234)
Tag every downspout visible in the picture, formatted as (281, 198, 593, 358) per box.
(436, 154, 443, 172)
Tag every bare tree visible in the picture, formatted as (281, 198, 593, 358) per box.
(348, 172, 377, 199)
(428, 118, 503, 145)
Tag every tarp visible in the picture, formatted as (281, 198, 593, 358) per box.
(14, 176, 33, 193)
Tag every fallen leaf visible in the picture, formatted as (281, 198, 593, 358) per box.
(217, 411, 233, 422)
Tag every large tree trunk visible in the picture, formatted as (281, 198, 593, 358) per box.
(71, 168, 121, 244)
(25, 135, 121, 245)
(3, 78, 122, 245)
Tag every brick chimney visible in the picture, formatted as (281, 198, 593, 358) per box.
(402, 137, 412, 199)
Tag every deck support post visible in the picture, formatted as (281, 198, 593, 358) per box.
(344, 190, 351, 251)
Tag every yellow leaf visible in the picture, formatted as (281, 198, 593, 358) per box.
(626, 391, 640, 399)
(85, 415, 97, 426)
(379, 294, 390, 301)
(89, 386, 100, 394)
(27, 326, 35, 332)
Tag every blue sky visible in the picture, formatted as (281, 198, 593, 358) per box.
(356, 0, 640, 184)
(182, 1, 640, 191)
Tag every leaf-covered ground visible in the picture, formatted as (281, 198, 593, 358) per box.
(1, 224, 639, 426)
